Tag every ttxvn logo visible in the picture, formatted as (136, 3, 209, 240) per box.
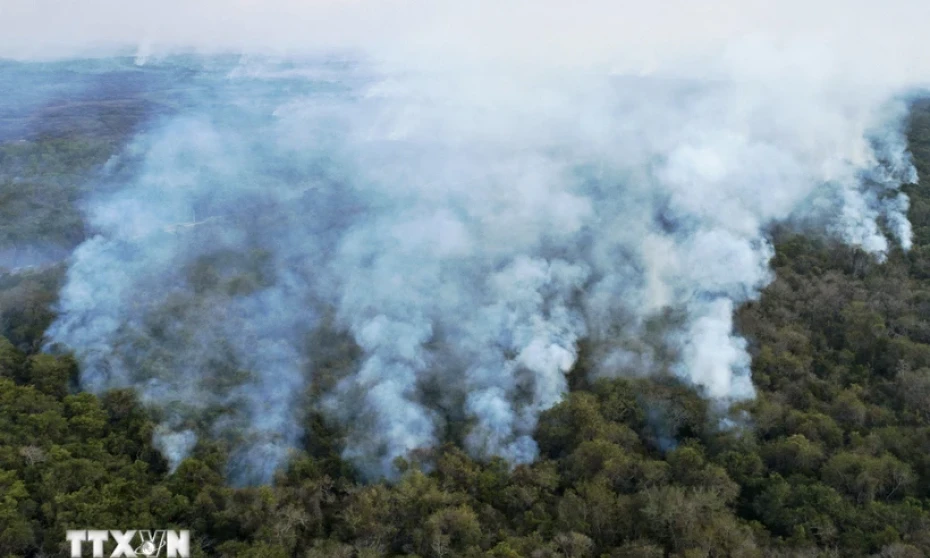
(66, 530, 190, 557)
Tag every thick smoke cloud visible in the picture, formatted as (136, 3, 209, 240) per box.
(6, 1, 927, 481)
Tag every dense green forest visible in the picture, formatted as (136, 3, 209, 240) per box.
(3, 99, 930, 557)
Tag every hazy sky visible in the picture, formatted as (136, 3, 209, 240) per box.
(2, 0, 929, 84)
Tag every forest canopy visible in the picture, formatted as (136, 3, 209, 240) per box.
(1, 65, 930, 557)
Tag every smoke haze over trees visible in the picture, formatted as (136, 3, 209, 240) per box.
(31, 53, 920, 484)
(3, 1, 930, 556)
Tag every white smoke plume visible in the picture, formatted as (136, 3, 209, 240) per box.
(4, 1, 926, 481)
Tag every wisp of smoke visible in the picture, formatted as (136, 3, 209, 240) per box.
(10, 1, 925, 482)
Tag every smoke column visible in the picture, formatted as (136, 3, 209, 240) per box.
(3, 1, 925, 481)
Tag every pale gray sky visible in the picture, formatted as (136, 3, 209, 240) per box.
(2, 0, 928, 85)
